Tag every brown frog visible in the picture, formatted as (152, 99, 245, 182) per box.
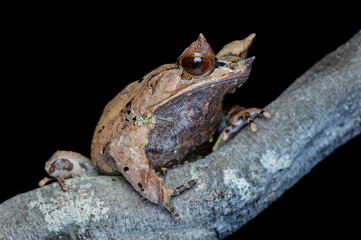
(39, 33, 270, 220)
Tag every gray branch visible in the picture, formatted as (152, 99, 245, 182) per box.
(1, 31, 360, 240)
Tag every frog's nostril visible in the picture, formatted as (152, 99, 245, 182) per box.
(216, 59, 227, 69)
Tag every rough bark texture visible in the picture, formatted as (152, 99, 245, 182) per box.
(1, 31, 360, 240)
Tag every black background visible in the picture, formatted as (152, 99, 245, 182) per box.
(3, 3, 360, 239)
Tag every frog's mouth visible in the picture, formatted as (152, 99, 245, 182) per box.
(210, 32, 256, 82)
(207, 56, 255, 85)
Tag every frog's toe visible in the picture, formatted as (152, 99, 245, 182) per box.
(247, 109, 270, 131)
(158, 167, 168, 181)
(231, 108, 270, 131)
(260, 109, 271, 118)
(56, 177, 71, 191)
(163, 202, 181, 221)
(39, 177, 54, 187)
(171, 179, 198, 197)
(39, 176, 71, 191)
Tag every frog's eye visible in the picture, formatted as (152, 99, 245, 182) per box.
(177, 33, 215, 79)
(181, 56, 213, 76)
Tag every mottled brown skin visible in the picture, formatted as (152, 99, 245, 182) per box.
(41, 33, 270, 220)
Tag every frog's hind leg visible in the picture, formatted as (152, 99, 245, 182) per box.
(160, 179, 198, 220)
(106, 138, 198, 220)
(213, 106, 270, 150)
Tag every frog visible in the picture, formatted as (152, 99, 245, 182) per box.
(39, 33, 270, 220)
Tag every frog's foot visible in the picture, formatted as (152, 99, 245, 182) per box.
(39, 150, 98, 190)
(229, 107, 270, 132)
(161, 179, 198, 220)
(171, 179, 198, 197)
(213, 107, 270, 151)
(39, 176, 70, 191)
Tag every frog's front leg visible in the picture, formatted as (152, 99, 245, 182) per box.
(39, 150, 98, 190)
(106, 140, 197, 220)
(213, 106, 270, 150)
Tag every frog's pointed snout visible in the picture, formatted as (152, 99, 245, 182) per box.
(216, 33, 256, 59)
(247, 33, 256, 43)
(244, 56, 255, 69)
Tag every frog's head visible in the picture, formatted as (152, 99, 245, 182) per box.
(139, 34, 256, 113)
(177, 33, 255, 83)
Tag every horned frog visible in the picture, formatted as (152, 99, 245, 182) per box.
(39, 33, 270, 220)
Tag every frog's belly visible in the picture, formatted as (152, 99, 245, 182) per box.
(144, 125, 218, 169)
(144, 88, 225, 169)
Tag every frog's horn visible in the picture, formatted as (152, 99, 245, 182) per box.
(177, 33, 215, 64)
(216, 33, 256, 59)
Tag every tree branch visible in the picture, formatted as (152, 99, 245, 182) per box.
(1, 31, 360, 240)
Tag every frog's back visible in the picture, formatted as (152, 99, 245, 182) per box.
(90, 63, 183, 174)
